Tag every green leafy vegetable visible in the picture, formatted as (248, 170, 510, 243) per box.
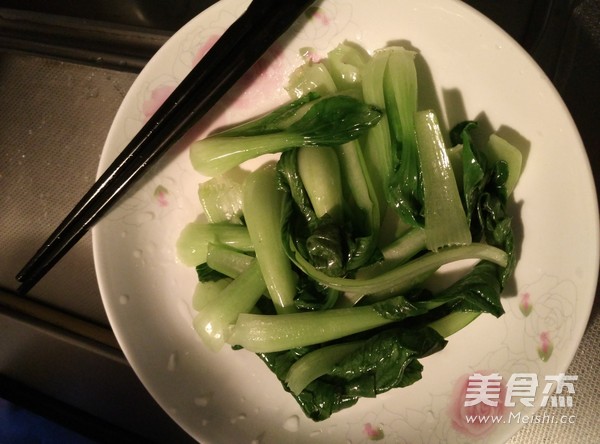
(384, 47, 422, 227)
(284, 240, 507, 299)
(415, 110, 472, 251)
(361, 49, 394, 217)
(243, 162, 298, 314)
(193, 259, 265, 351)
(260, 326, 446, 421)
(190, 93, 382, 177)
(197, 172, 245, 224)
(297, 145, 345, 222)
(176, 222, 253, 266)
(178, 41, 524, 422)
(278, 145, 379, 277)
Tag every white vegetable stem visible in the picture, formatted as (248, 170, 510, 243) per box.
(415, 110, 472, 251)
(193, 260, 265, 352)
(176, 222, 253, 266)
(228, 305, 394, 353)
(285, 341, 364, 395)
(290, 242, 507, 297)
(243, 162, 297, 314)
(297, 145, 344, 222)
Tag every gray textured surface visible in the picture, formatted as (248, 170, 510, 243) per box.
(0, 52, 130, 324)
(0, 52, 196, 442)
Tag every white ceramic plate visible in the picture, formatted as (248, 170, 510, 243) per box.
(93, 1, 599, 442)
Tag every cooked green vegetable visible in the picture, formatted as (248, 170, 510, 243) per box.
(193, 259, 265, 351)
(259, 326, 446, 421)
(191, 279, 231, 311)
(384, 47, 422, 227)
(243, 162, 297, 314)
(227, 249, 507, 354)
(178, 41, 523, 422)
(296, 145, 344, 222)
(197, 172, 245, 224)
(285, 241, 507, 298)
(486, 133, 523, 196)
(176, 222, 253, 266)
(205, 243, 254, 278)
(189, 93, 382, 177)
(284, 340, 364, 395)
(361, 49, 394, 217)
(415, 110, 471, 251)
(279, 145, 379, 277)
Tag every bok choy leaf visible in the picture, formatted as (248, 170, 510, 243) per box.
(178, 40, 524, 423)
(190, 93, 382, 176)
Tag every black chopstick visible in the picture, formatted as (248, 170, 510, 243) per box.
(16, 0, 315, 294)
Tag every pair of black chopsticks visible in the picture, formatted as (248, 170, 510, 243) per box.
(16, 0, 315, 294)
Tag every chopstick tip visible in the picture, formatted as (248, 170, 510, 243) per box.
(16, 280, 35, 296)
(15, 270, 26, 283)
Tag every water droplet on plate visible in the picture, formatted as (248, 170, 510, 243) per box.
(194, 395, 211, 407)
(230, 413, 247, 424)
(119, 294, 130, 305)
(128, 211, 155, 226)
(167, 352, 178, 372)
(283, 415, 299, 432)
(426, 409, 435, 423)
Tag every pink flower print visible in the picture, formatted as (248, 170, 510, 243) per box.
(363, 422, 384, 441)
(299, 46, 323, 63)
(448, 371, 507, 438)
(154, 185, 169, 207)
(225, 43, 288, 110)
(306, 6, 331, 26)
(191, 34, 288, 114)
(519, 292, 532, 317)
(141, 34, 219, 122)
(142, 84, 176, 121)
(537, 331, 554, 362)
(193, 34, 220, 65)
